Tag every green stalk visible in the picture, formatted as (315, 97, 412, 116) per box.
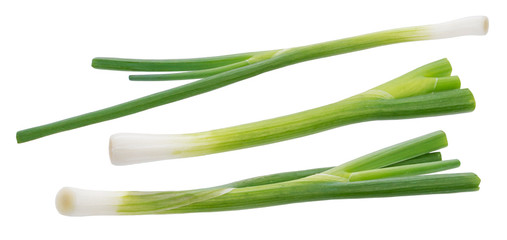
(108, 59, 474, 165)
(164, 173, 479, 214)
(55, 131, 479, 216)
(17, 17, 488, 143)
(91, 51, 264, 71)
(324, 131, 448, 176)
(347, 160, 460, 181)
(223, 152, 442, 188)
(93, 17, 488, 80)
(386, 152, 441, 167)
(129, 61, 250, 81)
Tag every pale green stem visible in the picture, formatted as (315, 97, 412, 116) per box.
(56, 131, 480, 216)
(108, 60, 470, 165)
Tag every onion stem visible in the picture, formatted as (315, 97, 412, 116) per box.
(17, 16, 487, 143)
(56, 131, 480, 216)
(109, 59, 475, 165)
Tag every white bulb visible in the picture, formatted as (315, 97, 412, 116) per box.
(109, 133, 199, 165)
(56, 187, 125, 216)
(428, 16, 489, 39)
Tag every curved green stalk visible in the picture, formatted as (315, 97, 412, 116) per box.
(108, 59, 475, 165)
(55, 131, 479, 216)
(17, 17, 488, 143)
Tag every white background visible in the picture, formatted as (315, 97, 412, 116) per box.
(2, 0, 505, 239)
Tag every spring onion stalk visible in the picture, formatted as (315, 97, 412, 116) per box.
(16, 16, 488, 143)
(56, 131, 480, 216)
(109, 58, 475, 165)
(92, 16, 489, 79)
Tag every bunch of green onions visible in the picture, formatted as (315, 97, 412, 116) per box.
(16, 16, 488, 143)
(57, 131, 480, 216)
(109, 58, 475, 165)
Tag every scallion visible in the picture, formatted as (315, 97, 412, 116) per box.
(109, 58, 475, 165)
(56, 131, 480, 216)
(16, 16, 488, 143)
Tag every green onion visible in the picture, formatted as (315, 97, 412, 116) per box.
(109, 58, 475, 165)
(56, 131, 480, 216)
(16, 16, 488, 143)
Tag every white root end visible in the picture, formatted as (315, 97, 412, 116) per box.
(56, 187, 125, 216)
(109, 133, 196, 166)
(428, 16, 489, 39)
